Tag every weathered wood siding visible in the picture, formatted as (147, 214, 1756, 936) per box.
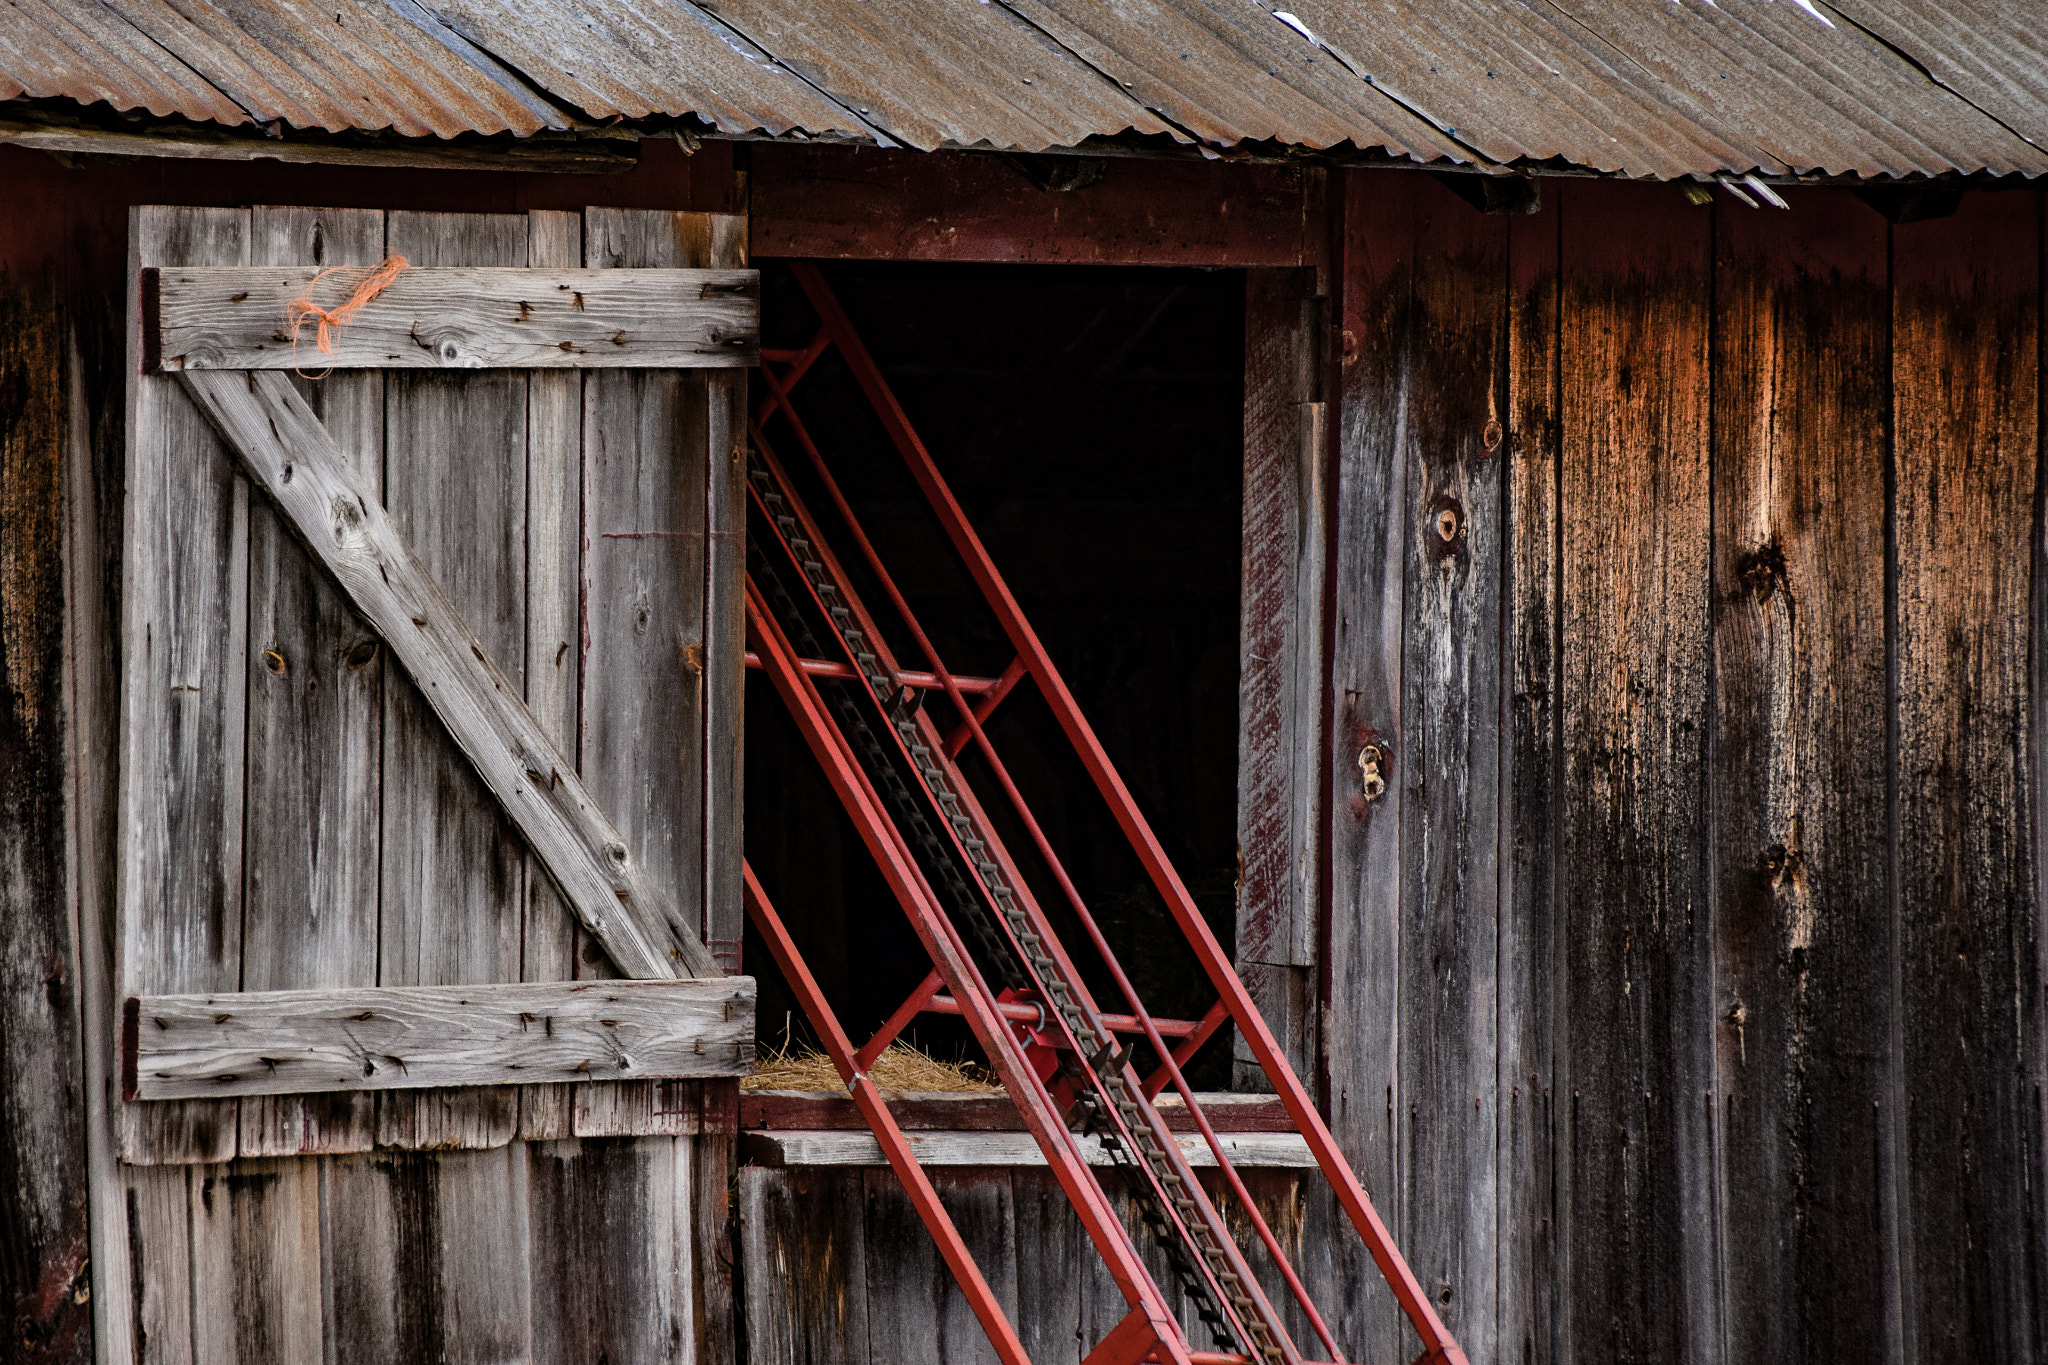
(1322, 175, 2048, 1363)
(3, 142, 2044, 1365)
(0, 267, 94, 1364)
(91, 205, 745, 1365)
(740, 173, 2046, 1365)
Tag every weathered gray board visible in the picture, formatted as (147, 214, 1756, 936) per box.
(104, 205, 749, 1365)
(128, 979, 756, 1098)
(148, 265, 759, 370)
(741, 1129, 1315, 1168)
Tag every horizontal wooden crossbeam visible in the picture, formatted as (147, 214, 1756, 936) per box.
(740, 1129, 1314, 1169)
(125, 979, 756, 1099)
(146, 266, 759, 370)
(178, 368, 723, 981)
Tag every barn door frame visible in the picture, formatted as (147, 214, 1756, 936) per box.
(82, 204, 758, 1365)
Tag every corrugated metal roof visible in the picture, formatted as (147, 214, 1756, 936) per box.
(1, 0, 2041, 178)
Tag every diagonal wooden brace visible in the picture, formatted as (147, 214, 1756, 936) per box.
(178, 367, 722, 982)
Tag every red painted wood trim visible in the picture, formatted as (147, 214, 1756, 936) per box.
(751, 144, 1327, 268)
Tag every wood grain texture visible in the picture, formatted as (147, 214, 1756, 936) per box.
(738, 1166, 870, 1365)
(576, 207, 718, 1137)
(1390, 176, 1506, 1365)
(186, 1159, 323, 1365)
(1500, 183, 1560, 1365)
(1893, 189, 2047, 1365)
(119, 204, 250, 1166)
(237, 206, 385, 1160)
(702, 212, 749, 977)
(318, 1146, 537, 1364)
(529, 1137, 699, 1365)
(520, 208, 585, 1143)
(122, 1165, 195, 1365)
(128, 978, 756, 1098)
(374, 210, 531, 1153)
(741, 1129, 1316, 1169)
(1327, 168, 1418, 1365)
(151, 266, 759, 370)
(1555, 178, 1718, 1365)
(170, 369, 721, 991)
(0, 266, 95, 1362)
(1711, 190, 1896, 1365)
(69, 273, 136, 1364)
(691, 1078, 741, 1365)
(863, 1167, 1015, 1365)
(1234, 266, 1324, 1093)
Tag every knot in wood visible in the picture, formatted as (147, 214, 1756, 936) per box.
(1427, 493, 1467, 561)
(1357, 744, 1386, 802)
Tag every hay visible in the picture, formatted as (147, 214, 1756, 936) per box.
(742, 1037, 1002, 1094)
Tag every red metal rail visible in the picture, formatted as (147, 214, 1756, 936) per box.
(740, 264, 1469, 1365)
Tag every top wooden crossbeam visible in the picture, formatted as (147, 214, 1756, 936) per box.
(144, 265, 760, 370)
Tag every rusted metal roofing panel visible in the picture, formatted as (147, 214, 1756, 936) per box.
(0, 0, 2042, 178)
(994, 0, 1466, 160)
(704, 0, 1181, 153)
(1282, 0, 1757, 178)
(0, 0, 248, 124)
(415, 0, 871, 138)
(1549, 0, 2045, 177)
(93, 0, 556, 137)
(1829, 0, 2048, 153)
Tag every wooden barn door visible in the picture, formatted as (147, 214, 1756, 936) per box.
(109, 205, 752, 1365)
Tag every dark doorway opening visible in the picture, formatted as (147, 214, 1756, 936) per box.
(743, 260, 1246, 1088)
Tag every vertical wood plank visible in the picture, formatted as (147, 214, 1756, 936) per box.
(519, 208, 584, 1143)
(1393, 176, 1506, 1365)
(237, 207, 386, 1160)
(1235, 265, 1324, 1091)
(1711, 189, 1896, 1365)
(122, 1166, 194, 1365)
(1010, 1169, 1087, 1365)
(694, 211, 750, 1365)
(369, 210, 535, 1365)
(737, 1166, 871, 1365)
(320, 1148, 534, 1364)
(529, 1137, 696, 1365)
(861, 1167, 1017, 1365)
(375, 210, 529, 1153)
(119, 204, 250, 1166)
(187, 1160, 324, 1365)
(704, 212, 749, 977)
(70, 285, 140, 1365)
(1555, 178, 1718, 1365)
(692, 1078, 740, 1365)
(1893, 188, 2047, 1365)
(0, 264, 94, 1364)
(319, 1154, 401, 1365)
(1327, 166, 1414, 1364)
(1501, 181, 1561, 1365)
(577, 207, 714, 1139)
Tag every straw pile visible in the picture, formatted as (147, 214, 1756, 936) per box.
(743, 1038, 1002, 1093)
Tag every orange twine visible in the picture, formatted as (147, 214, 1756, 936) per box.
(287, 253, 408, 374)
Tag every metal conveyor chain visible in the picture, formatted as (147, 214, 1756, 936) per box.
(745, 452, 1288, 1365)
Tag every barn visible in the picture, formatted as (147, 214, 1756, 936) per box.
(1, 3, 2044, 1364)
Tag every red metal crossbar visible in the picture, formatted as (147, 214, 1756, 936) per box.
(741, 263, 1469, 1365)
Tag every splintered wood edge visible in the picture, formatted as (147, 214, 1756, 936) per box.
(125, 978, 757, 1099)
